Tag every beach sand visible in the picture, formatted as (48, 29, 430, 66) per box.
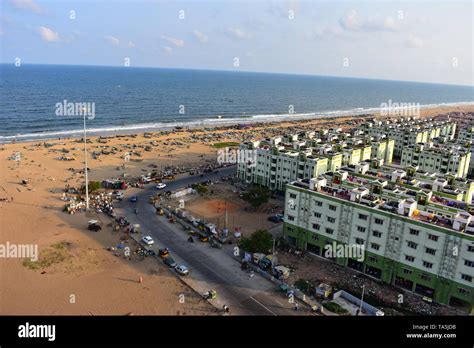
(1, 104, 473, 315)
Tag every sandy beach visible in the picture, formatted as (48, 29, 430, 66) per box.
(1, 103, 473, 315)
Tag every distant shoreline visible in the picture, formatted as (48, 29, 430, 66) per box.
(1, 101, 473, 144)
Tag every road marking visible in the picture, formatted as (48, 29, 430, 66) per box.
(249, 296, 278, 316)
(274, 300, 284, 306)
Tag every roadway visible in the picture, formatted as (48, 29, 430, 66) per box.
(115, 166, 313, 315)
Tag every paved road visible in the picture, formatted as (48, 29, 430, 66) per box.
(116, 166, 311, 316)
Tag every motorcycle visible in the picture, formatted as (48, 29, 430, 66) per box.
(134, 208, 139, 214)
(188, 236, 194, 243)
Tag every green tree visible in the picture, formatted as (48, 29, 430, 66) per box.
(81, 181, 101, 194)
(192, 184, 208, 195)
(242, 186, 270, 209)
(239, 229, 273, 254)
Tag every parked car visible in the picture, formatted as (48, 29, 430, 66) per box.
(156, 183, 167, 189)
(268, 214, 284, 223)
(130, 195, 138, 202)
(141, 236, 154, 246)
(88, 220, 101, 232)
(175, 265, 189, 276)
(164, 257, 177, 268)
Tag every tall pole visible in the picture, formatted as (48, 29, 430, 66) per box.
(359, 284, 365, 315)
(83, 114, 89, 211)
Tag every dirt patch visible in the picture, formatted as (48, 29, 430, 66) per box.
(187, 199, 238, 218)
(168, 181, 285, 236)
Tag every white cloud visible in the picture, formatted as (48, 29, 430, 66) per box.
(10, 0, 43, 14)
(193, 30, 208, 44)
(340, 10, 398, 32)
(37, 26, 60, 42)
(405, 35, 424, 48)
(226, 27, 249, 40)
(340, 9, 364, 31)
(162, 46, 173, 55)
(160, 35, 184, 47)
(128, 41, 135, 48)
(104, 35, 120, 46)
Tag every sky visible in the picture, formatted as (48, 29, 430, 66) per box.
(0, 0, 473, 86)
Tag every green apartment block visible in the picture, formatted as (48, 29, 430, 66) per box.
(283, 170, 474, 312)
(401, 143, 471, 178)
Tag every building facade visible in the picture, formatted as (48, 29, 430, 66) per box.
(283, 170, 474, 312)
(401, 143, 471, 178)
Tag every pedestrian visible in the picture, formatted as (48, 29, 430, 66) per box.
(294, 303, 299, 311)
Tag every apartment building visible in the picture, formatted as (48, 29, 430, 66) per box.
(237, 131, 394, 191)
(457, 127, 474, 178)
(401, 143, 471, 178)
(359, 118, 457, 158)
(283, 169, 474, 311)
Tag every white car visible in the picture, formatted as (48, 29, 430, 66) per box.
(141, 236, 154, 246)
(175, 265, 189, 276)
(156, 183, 167, 189)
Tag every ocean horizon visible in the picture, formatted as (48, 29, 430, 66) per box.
(1, 63, 473, 142)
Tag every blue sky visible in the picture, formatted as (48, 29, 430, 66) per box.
(1, 0, 472, 85)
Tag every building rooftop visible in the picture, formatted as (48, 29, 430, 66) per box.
(289, 170, 474, 235)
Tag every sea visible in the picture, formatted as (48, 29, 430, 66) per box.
(1, 64, 473, 142)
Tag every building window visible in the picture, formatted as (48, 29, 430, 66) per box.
(314, 212, 322, 218)
(327, 217, 336, 223)
(368, 256, 378, 263)
(423, 261, 433, 269)
(464, 260, 474, 267)
(374, 218, 384, 225)
(407, 241, 418, 249)
(461, 274, 472, 282)
(312, 223, 320, 231)
(458, 288, 470, 296)
(371, 243, 380, 251)
(409, 229, 420, 236)
(359, 213, 368, 220)
(286, 227, 294, 233)
(420, 273, 431, 281)
(311, 234, 319, 241)
(357, 226, 366, 233)
(402, 268, 413, 275)
(287, 215, 295, 221)
(289, 193, 297, 199)
(372, 230, 382, 238)
(355, 238, 364, 245)
(425, 247, 436, 256)
(405, 255, 415, 262)
(325, 228, 334, 235)
(329, 205, 337, 211)
(467, 246, 474, 252)
(315, 200, 323, 207)
(428, 234, 439, 242)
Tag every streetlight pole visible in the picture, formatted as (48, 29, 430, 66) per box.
(83, 113, 89, 211)
(359, 284, 365, 315)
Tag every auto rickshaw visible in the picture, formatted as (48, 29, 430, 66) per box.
(168, 216, 177, 223)
(199, 234, 209, 242)
(158, 248, 170, 258)
(203, 290, 217, 300)
(156, 207, 164, 216)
